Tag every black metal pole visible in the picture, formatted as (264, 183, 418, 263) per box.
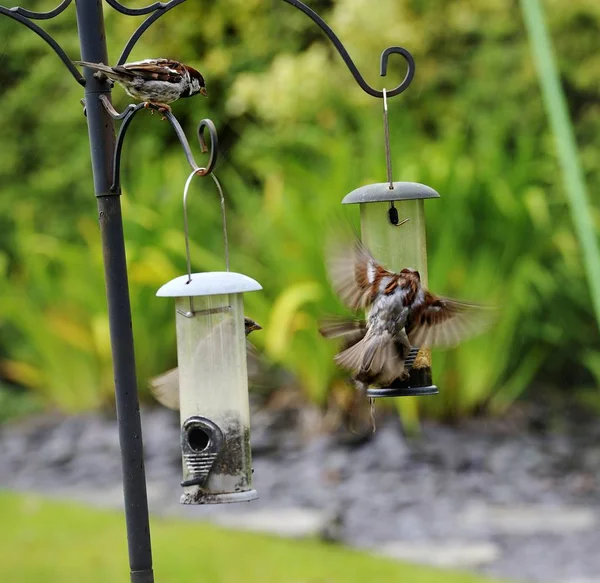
(74, 2, 154, 582)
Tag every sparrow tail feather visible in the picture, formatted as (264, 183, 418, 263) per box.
(335, 332, 408, 386)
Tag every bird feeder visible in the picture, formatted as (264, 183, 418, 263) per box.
(157, 171, 262, 504)
(341, 89, 439, 398)
(342, 182, 439, 398)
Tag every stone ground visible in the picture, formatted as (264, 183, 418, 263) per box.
(1, 397, 600, 583)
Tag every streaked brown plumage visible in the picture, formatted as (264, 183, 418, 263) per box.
(74, 58, 207, 112)
(323, 237, 493, 387)
(149, 317, 261, 410)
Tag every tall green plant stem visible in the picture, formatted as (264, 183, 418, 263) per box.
(520, 0, 600, 331)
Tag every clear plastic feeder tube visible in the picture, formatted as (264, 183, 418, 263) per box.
(175, 293, 254, 503)
(157, 271, 262, 504)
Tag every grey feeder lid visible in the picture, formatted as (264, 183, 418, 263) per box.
(157, 272, 262, 298)
(342, 181, 440, 204)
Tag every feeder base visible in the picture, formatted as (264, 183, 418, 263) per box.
(366, 365, 439, 398)
(180, 488, 258, 505)
(366, 385, 439, 398)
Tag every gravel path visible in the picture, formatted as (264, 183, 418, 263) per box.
(1, 400, 599, 583)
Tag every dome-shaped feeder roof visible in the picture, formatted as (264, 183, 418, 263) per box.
(157, 272, 262, 298)
(342, 181, 440, 204)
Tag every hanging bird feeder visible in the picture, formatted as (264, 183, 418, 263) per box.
(341, 90, 439, 399)
(157, 171, 262, 504)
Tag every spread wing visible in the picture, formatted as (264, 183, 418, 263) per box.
(149, 368, 180, 410)
(149, 315, 262, 411)
(407, 291, 494, 348)
(326, 237, 393, 310)
(116, 59, 183, 82)
(319, 317, 367, 350)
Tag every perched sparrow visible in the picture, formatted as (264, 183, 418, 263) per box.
(324, 237, 493, 387)
(74, 58, 207, 112)
(149, 317, 262, 410)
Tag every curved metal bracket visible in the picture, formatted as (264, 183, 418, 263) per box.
(114, 0, 188, 65)
(7, 0, 72, 19)
(100, 96, 217, 194)
(0, 0, 415, 97)
(0, 1, 84, 86)
(105, 0, 175, 16)
(101, 0, 415, 99)
(281, 0, 415, 98)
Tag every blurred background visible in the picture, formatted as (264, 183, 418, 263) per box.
(0, 1, 599, 582)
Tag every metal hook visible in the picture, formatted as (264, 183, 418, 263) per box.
(105, 98, 219, 195)
(380, 47, 416, 87)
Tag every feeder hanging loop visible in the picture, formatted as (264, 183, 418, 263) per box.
(383, 88, 393, 189)
(381, 89, 409, 228)
(182, 170, 230, 284)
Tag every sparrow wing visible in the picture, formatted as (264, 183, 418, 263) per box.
(407, 291, 494, 348)
(149, 344, 260, 411)
(319, 317, 367, 349)
(246, 340, 262, 379)
(116, 59, 184, 83)
(149, 317, 261, 410)
(326, 238, 394, 309)
(149, 368, 180, 410)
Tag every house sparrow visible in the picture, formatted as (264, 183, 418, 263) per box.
(324, 237, 493, 387)
(74, 58, 207, 112)
(149, 317, 261, 410)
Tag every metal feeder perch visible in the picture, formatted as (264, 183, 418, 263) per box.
(341, 90, 440, 399)
(157, 172, 262, 504)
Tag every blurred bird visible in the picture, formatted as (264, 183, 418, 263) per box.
(74, 58, 207, 112)
(323, 237, 493, 387)
(149, 317, 262, 410)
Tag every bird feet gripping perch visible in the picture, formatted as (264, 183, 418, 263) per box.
(144, 101, 172, 120)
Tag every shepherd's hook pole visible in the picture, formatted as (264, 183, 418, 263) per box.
(74, 2, 154, 582)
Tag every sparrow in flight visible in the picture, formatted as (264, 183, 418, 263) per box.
(149, 317, 262, 410)
(323, 237, 493, 387)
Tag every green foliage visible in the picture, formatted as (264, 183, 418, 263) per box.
(521, 0, 600, 330)
(0, 492, 505, 583)
(0, 0, 599, 416)
(0, 383, 42, 423)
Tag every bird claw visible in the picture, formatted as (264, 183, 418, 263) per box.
(143, 102, 171, 120)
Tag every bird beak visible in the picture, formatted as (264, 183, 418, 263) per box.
(248, 322, 262, 332)
(200, 87, 207, 97)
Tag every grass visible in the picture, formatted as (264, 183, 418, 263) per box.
(0, 491, 503, 583)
